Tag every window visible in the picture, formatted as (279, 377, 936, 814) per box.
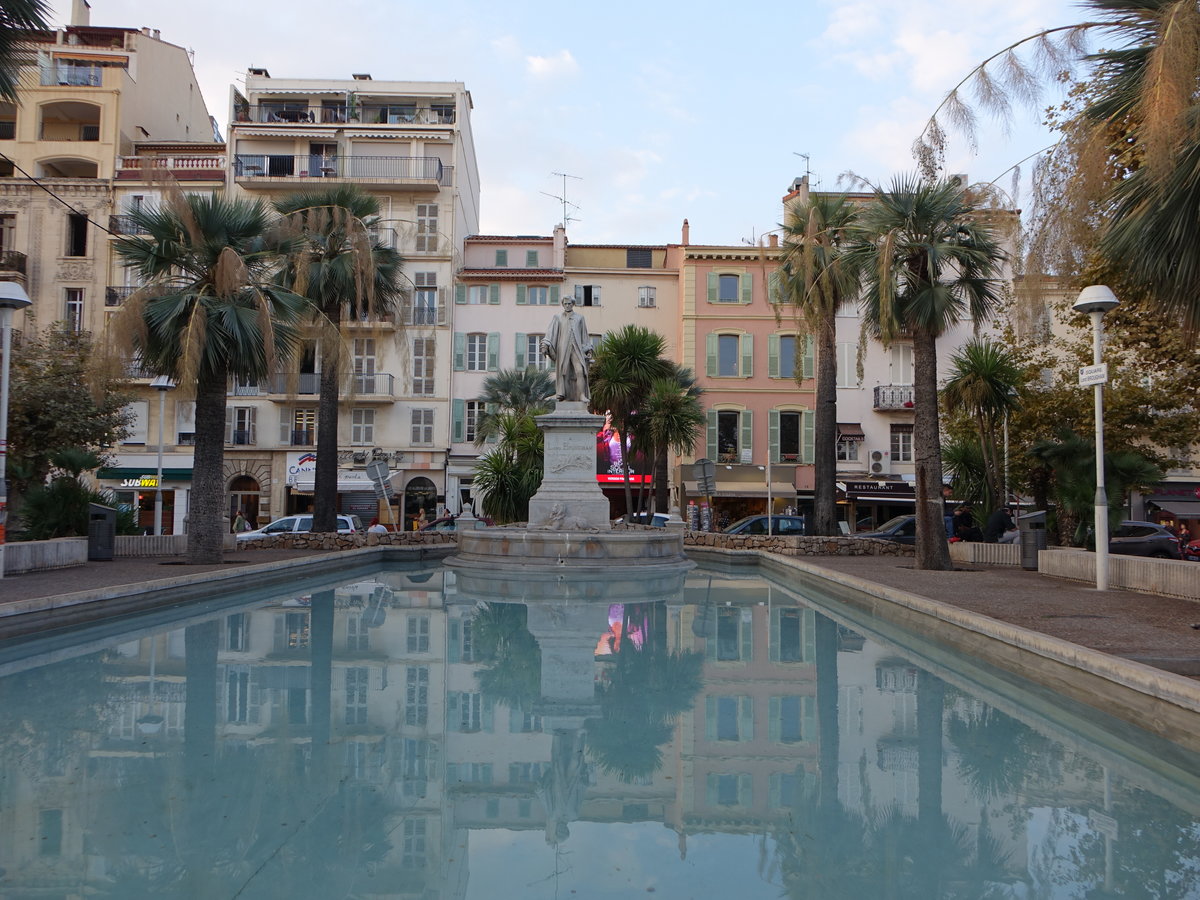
(890, 424, 913, 462)
(407, 614, 430, 652)
(837, 436, 860, 462)
(226, 406, 256, 445)
(38, 809, 63, 857)
(573, 284, 601, 306)
(520, 333, 548, 370)
(712, 607, 749, 661)
(449, 691, 488, 732)
(718, 334, 740, 376)
(0, 213, 15, 251)
(345, 667, 368, 725)
(401, 738, 430, 797)
(464, 400, 482, 442)
(412, 337, 434, 395)
(466, 333, 488, 371)
(282, 408, 315, 445)
(351, 408, 374, 445)
(411, 408, 433, 445)
(638, 286, 656, 308)
(347, 615, 369, 652)
(706, 332, 752, 378)
(226, 666, 255, 723)
(526, 285, 550, 305)
(525, 249, 539, 267)
(431, 103, 455, 123)
(707, 695, 753, 741)
(779, 411, 800, 462)
(226, 614, 248, 651)
(495, 249, 508, 266)
(405, 666, 428, 726)
(712, 409, 748, 464)
(718, 273, 740, 302)
(891, 344, 914, 385)
(772, 695, 810, 743)
(353, 338, 376, 383)
(64, 287, 84, 332)
(836, 342, 859, 388)
(412, 272, 437, 324)
(402, 819, 427, 869)
(778, 335, 795, 379)
(772, 608, 812, 662)
(415, 203, 438, 252)
(707, 773, 752, 807)
(468, 285, 489, 305)
(627, 247, 652, 268)
(66, 212, 87, 256)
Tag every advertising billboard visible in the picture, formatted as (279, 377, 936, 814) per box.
(596, 412, 651, 485)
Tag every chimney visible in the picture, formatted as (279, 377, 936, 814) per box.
(153, 29, 161, 40)
(552, 224, 567, 269)
(681, 219, 690, 246)
(70, 0, 91, 26)
(768, 234, 778, 249)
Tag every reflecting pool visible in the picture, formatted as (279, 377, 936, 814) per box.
(0, 563, 1198, 898)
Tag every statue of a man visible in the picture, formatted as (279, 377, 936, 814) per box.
(540, 296, 594, 402)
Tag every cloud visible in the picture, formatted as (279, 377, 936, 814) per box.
(822, 3, 882, 44)
(526, 50, 579, 79)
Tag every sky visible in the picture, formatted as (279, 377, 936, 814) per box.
(49, 0, 1087, 246)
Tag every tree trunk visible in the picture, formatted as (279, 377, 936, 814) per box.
(812, 313, 839, 535)
(188, 367, 229, 564)
(654, 449, 669, 513)
(815, 612, 839, 812)
(620, 427, 634, 518)
(912, 328, 952, 570)
(313, 324, 341, 533)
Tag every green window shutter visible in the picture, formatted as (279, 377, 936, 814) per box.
(488, 283, 500, 305)
(740, 410, 753, 461)
(803, 609, 816, 663)
(706, 409, 718, 461)
(486, 332, 500, 371)
(740, 612, 752, 661)
(740, 272, 752, 304)
(705, 332, 718, 377)
(448, 621, 461, 662)
(767, 334, 780, 378)
(707, 272, 718, 303)
(706, 774, 718, 806)
(224, 408, 234, 443)
(452, 399, 465, 442)
(769, 609, 780, 662)
(740, 333, 753, 377)
(768, 410, 780, 465)
(455, 284, 466, 305)
(515, 284, 527, 305)
(483, 697, 495, 732)
(593, 285, 602, 306)
(802, 410, 815, 465)
(495, 249, 507, 267)
(485, 402, 499, 443)
(453, 332, 466, 371)
(738, 773, 752, 806)
(768, 696, 781, 741)
(803, 696, 816, 742)
(526, 250, 538, 267)
(768, 270, 781, 304)
(739, 696, 754, 741)
(514, 333, 527, 369)
(769, 772, 782, 808)
(802, 334, 815, 380)
(549, 284, 560, 304)
(705, 695, 717, 741)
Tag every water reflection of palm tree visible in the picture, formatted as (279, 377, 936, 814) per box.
(472, 602, 542, 711)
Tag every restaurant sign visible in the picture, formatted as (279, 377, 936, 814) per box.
(119, 475, 159, 488)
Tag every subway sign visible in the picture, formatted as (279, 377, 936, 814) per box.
(119, 476, 160, 488)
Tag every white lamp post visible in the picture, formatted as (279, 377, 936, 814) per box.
(1074, 285, 1120, 591)
(149, 375, 176, 536)
(0, 282, 32, 580)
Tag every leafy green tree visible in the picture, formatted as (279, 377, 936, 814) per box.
(14, 448, 137, 539)
(112, 192, 309, 563)
(474, 366, 553, 444)
(781, 192, 862, 535)
(0, 0, 51, 101)
(6, 327, 132, 497)
(472, 411, 544, 524)
(846, 175, 1007, 570)
(940, 336, 1021, 510)
(274, 185, 404, 533)
(629, 365, 704, 515)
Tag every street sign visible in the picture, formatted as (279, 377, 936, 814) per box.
(1079, 363, 1108, 386)
(365, 459, 393, 498)
(693, 458, 716, 495)
(1088, 809, 1119, 840)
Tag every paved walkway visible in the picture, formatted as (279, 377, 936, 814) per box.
(2, 549, 1198, 673)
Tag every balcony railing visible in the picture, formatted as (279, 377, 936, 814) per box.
(229, 429, 256, 446)
(40, 63, 102, 86)
(267, 372, 394, 398)
(233, 154, 447, 186)
(105, 285, 138, 306)
(109, 215, 149, 235)
(873, 385, 916, 411)
(0, 250, 27, 275)
(116, 155, 227, 182)
(285, 429, 315, 446)
(236, 104, 455, 126)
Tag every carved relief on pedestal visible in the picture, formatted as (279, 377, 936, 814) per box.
(56, 260, 94, 281)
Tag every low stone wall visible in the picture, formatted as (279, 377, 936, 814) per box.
(235, 530, 458, 552)
(4, 538, 88, 574)
(949, 541, 1021, 566)
(1040, 548, 1200, 602)
(683, 531, 911, 556)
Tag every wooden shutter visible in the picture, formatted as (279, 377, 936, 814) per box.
(768, 409, 780, 464)
(739, 696, 754, 741)
(706, 409, 718, 462)
(740, 333, 753, 377)
(769, 696, 781, 742)
(768, 270, 781, 304)
(486, 333, 500, 371)
(454, 284, 466, 305)
(224, 408, 234, 443)
(767, 334, 780, 378)
(801, 409, 815, 464)
(488, 284, 500, 305)
(592, 285, 602, 306)
(705, 333, 718, 377)
(705, 695, 717, 740)
(452, 399, 465, 442)
(740, 272, 752, 304)
(740, 410, 753, 461)
(550, 284, 560, 304)
(515, 284, 527, 305)
(802, 334, 815, 380)
(740, 610, 752, 660)
(707, 272, 718, 303)
(453, 333, 466, 371)
(514, 333, 527, 369)
(803, 609, 816, 663)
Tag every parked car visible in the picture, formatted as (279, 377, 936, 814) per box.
(614, 512, 671, 527)
(1109, 521, 1182, 559)
(238, 513, 363, 541)
(853, 514, 917, 544)
(722, 515, 807, 535)
(419, 515, 494, 532)
(1183, 539, 1200, 562)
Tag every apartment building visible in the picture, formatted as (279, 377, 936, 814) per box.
(223, 69, 480, 528)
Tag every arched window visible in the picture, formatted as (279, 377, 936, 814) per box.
(39, 100, 101, 141)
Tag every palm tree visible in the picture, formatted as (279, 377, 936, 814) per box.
(781, 192, 862, 535)
(472, 410, 544, 524)
(630, 367, 704, 515)
(274, 185, 404, 533)
(475, 367, 554, 444)
(589, 325, 672, 516)
(940, 336, 1021, 510)
(0, 0, 50, 101)
(113, 192, 308, 563)
(847, 175, 1007, 570)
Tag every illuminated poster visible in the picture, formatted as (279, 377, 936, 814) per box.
(594, 604, 647, 656)
(595, 410, 651, 485)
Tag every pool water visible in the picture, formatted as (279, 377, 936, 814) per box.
(0, 564, 1197, 899)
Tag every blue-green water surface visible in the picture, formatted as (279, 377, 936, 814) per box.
(0, 564, 1197, 899)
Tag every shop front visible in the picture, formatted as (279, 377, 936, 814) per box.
(838, 478, 917, 533)
(284, 452, 399, 525)
(96, 465, 192, 535)
(682, 464, 800, 531)
(1137, 482, 1200, 538)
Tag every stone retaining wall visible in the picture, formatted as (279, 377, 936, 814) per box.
(4, 538, 88, 574)
(683, 531, 911, 556)
(235, 531, 458, 552)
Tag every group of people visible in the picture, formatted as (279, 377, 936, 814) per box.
(947, 505, 1019, 544)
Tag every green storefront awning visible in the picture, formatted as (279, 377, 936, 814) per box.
(98, 467, 194, 482)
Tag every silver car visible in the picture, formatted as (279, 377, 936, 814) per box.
(237, 513, 364, 541)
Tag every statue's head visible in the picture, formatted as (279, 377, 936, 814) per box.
(561, 296, 575, 311)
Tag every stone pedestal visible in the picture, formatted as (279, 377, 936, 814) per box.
(527, 402, 611, 529)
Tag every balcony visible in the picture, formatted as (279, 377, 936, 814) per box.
(266, 372, 395, 400)
(105, 285, 138, 307)
(109, 215, 149, 236)
(873, 385, 915, 411)
(235, 104, 454, 126)
(116, 155, 227, 182)
(0, 250, 27, 277)
(233, 154, 449, 190)
(40, 63, 103, 87)
(284, 429, 315, 447)
(229, 429, 256, 446)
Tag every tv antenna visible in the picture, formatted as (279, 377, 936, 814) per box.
(542, 171, 582, 228)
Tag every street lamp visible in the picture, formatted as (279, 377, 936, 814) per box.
(149, 375, 176, 536)
(0, 281, 32, 580)
(1074, 285, 1120, 591)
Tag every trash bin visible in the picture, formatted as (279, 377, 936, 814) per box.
(1018, 510, 1047, 571)
(88, 502, 117, 561)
